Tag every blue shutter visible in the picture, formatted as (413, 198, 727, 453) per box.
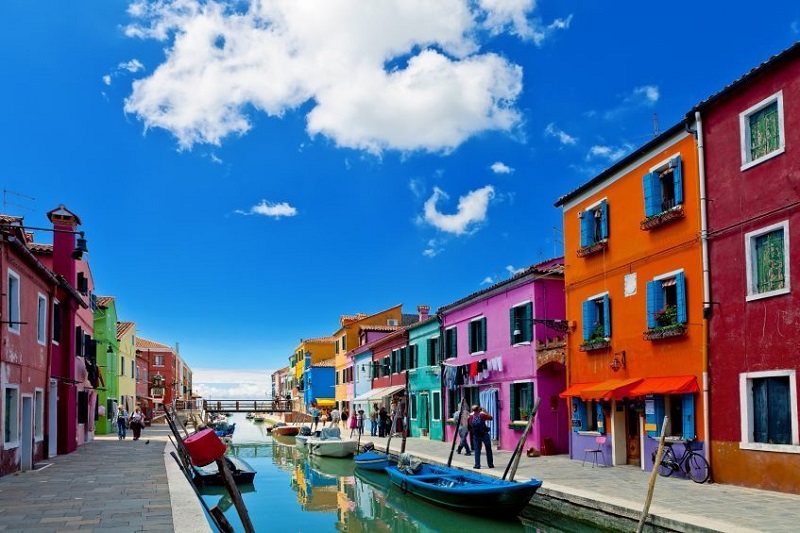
(646, 281, 658, 329)
(600, 200, 609, 240)
(582, 300, 594, 341)
(769, 377, 791, 444)
(572, 397, 587, 432)
(676, 272, 687, 324)
(642, 172, 661, 217)
(481, 317, 487, 351)
(580, 212, 590, 247)
(671, 156, 684, 206)
(753, 379, 768, 443)
(603, 294, 611, 337)
(682, 393, 695, 440)
(645, 395, 665, 437)
(524, 302, 532, 342)
(596, 402, 606, 435)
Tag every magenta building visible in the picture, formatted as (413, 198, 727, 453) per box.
(439, 258, 568, 454)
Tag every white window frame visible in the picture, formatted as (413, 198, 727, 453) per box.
(739, 369, 800, 454)
(511, 300, 532, 346)
(37, 293, 47, 345)
(7, 269, 20, 335)
(740, 90, 785, 171)
(745, 220, 790, 301)
(34, 388, 44, 441)
(3, 385, 20, 448)
(154, 355, 164, 367)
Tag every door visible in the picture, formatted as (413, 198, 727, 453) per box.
(419, 393, 429, 436)
(626, 403, 641, 466)
(48, 380, 57, 458)
(21, 396, 33, 471)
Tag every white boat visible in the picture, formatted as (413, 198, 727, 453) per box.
(306, 427, 358, 458)
(253, 414, 267, 422)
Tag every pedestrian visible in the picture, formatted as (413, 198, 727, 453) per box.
(341, 409, 349, 429)
(454, 408, 472, 456)
(311, 406, 320, 430)
(320, 409, 329, 427)
(469, 404, 494, 469)
(378, 406, 388, 437)
(349, 409, 358, 437)
(330, 407, 341, 427)
(370, 405, 379, 436)
(357, 409, 365, 436)
(130, 406, 146, 441)
(116, 405, 128, 440)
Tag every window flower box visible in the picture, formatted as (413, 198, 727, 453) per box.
(643, 324, 687, 340)
(579, 338, 611, 351)
(640, 205, 685, 231)
(508, 422, 528, 430)
(577, 239, 608, 258)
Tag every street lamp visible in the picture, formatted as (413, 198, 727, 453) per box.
(0, 223, 88, 259)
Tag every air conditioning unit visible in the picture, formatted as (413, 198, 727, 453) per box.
(387, 319, 398, 326)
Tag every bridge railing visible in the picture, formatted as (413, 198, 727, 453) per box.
(202, 399, 293, 413)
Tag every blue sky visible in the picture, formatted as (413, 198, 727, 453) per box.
(2, 1, 799, 397)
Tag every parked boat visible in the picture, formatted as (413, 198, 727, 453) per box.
(271, 424, 300, 436)
(307, 427, 358, 458)
(245, 412, 255, 419)
(253, 414, 267, 422)
(193, 456, 257, 486)
(384, 458, 542, 516)
(354, 450, 390, 471)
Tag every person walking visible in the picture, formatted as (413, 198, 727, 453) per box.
(469, 404, 494, 469)
(356, 409, 365, 436)
(370, 405, 379, 436)
(311, 406, 320, 431)
(116, 405, 128, 440)
(330, 407, 341, 428)
(130, 406, 146, 441)
(349, 409, 358, 437)
(454, 408, 472, 456)
(378, 406, 388, 438)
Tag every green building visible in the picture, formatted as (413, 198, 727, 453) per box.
(406, 315, 444, 441)
(93, 296, 119, 434)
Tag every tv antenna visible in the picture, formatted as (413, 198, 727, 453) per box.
(3, 189, 35, 215)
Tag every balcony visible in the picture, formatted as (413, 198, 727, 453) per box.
(640, 204, 684, 231)
(577, 239, 608, 258)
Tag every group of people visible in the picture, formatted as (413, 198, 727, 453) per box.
(455, 404, 494, 469)
(369, 404, 401, 437)
(115, 406, 147, 441)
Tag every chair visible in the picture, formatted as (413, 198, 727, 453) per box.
(582, 436, 607, 467)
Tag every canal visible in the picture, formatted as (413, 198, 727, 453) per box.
(199, 414, 610, 532)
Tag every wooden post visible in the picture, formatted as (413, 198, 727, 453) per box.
(215, 457, 255, 533)
(447, 399, 468, 468)
(504, 397, 541, 481)
(169, 452, 234, 533)
(637, 416, 669, 533)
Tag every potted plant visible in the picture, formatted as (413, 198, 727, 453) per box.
(654, 305, 678, 327)
(519, 408, 529, 421)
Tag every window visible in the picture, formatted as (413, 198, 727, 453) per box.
(37, 294, 47, 345)
(335, 339, 340, 353)
(121, 356, 125, 376)
(387, 319, 398, 327)
(740, 370, 798, 452)
(579, 199, 609, 248)
(154, 355, 164, 366)
(745, 221, 790, 301)
(646, 271, 687, 329)
(510, 302, 532, 344)
(468, 317, 487, 354)
(740, 91, 785, 169)
(643, 156, 684, 216)
(34, 389, 44, 440)
(510, 382, 533, 421)
(381, 356, 390, 377)
(410, 394, 417, 419)
(408, 344, 418, 370)
(432, 391, 441, 421)
(582, 293, 610, 341)
(571, 397, 603, 433)
(7, 269, 20, 334)
(427, 337, 441, 366)
(52, 300, 61, 344)
(341, 335, 347, 351)
(645, 394, 695, 439)
(4, 386, 19, 446)
(131, 360, 135, 377)
(444, 327, 457, 358)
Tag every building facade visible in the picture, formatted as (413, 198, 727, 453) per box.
(406, 312, 444, 441)
(93, 296, 119, 435)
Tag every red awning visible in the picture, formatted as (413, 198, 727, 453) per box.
(628, 375, 699, 396)
(580, 378, 643, 400)
(559, 382, 600, 398)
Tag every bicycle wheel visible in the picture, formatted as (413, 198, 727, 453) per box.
(686, 452, 710, 483)
(657, 447, 676, 477)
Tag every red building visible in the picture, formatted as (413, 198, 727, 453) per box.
(694, 43, 800, 492)
(365, 328, 411, 415)
(136, 338, 178, 413)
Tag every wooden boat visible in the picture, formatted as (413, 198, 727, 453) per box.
(307, 427, 358, 458)
(354, 450, 390, 471)
(193, 456, 257, 486)
(384, 462, 542, 516)
(271, 424, 299, 436)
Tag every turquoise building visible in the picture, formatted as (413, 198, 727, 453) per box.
(406, 315, 443, 441)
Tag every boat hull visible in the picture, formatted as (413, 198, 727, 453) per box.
(307, 439, 358, 458)
(354, 451, 390, 471)
(192, 457, 257, 486)
(272, 426, 299, 436)
(385, 463, 541, 516)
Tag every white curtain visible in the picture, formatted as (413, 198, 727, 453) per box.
(479, 388, 499, 440)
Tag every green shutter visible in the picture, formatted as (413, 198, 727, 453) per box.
(509, 307, 516, 344)
(524, 303, 532, 342)
(510, 385, 518, 421)
(481, 317, 487, 351)
(749, 102, 780, 160)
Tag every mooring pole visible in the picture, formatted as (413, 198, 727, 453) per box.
(637, 416, 669, 533)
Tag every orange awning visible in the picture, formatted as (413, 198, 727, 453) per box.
(559, 382, 600, 398)
(628, 375, 699, 396)
(580, 378, 643, 401)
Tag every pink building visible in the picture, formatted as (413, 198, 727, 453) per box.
(439, 258, 568, 454)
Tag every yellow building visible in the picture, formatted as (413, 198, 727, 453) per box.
(290, 337, 335, 413)
(116, 321, 138, 412)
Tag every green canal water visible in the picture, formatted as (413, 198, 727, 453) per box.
(199, 415, 606, 532)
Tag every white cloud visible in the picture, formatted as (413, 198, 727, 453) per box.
(119, 59, 145, 73)
(506, 264, 525, 276)
(604, 85, 660, 119)
(235, 199, 298, 218)
(490, 161, 513, 174)
(587, 144, 627, 162)
(478, 1, 572, 45)
(210, 153, 223, 164)
(102, 75, 112, 86)
(422, 185, 495, 235)
(193, 368, 272, 399)
(544, 122, 577, 145)
(122, 0, 534, 152)
(481, 276, 495, 285)
(792, 20, 799, 34)
(423, 239, 443, 257)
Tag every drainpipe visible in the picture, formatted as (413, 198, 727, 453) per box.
(694, 110, 712, 465)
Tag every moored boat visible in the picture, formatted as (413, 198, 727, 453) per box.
(307, 427, 358, 458)
(193, 456, 257, 486)
(354, 450, 390, 471)
(272, 424, 300, 436)
(384, 459, 542, 516)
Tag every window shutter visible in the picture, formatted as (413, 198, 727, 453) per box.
(510, 386, 518, 421)
(752, 379, 768, 443)
(572, 397, 587, 432)
(509, 307, 516, 344)
(645, 395, 665, 437)
(671, 156, 684, 205)
(582, 300, 594, 341)
(603, 295, 611, 337)
(676, 272, 687, 324)
(600, 200, 609, 240)
(646, 281, 658, 329)
(525, 382, 533, 409)
(769, 377, 791, 444)
(596, 402, 606, 435)
(682, 393, 695, 440)
(524, 302, 532, 342)
(642, 172, 661, 217)
(481, 317, 487, 351)
(580, 212, 591, 247)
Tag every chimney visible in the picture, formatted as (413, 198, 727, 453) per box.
(46, 204, 82, 285)
(418, 305, 430, 322)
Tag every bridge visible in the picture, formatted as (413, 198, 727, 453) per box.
(202, 399, 293, 413)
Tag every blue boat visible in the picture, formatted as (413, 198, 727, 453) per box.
(354, 451, 390, 471)
(385, 462, 542, 516)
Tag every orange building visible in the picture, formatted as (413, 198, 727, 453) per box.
(555, 122, 707, 473)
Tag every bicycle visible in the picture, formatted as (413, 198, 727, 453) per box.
(653, 439, 710, 483)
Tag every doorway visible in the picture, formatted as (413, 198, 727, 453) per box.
(419, 393, 429, 436)
(626, 403, 641, 466)
(48, 380, 57, 458)
(21, 396, 33, 471)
